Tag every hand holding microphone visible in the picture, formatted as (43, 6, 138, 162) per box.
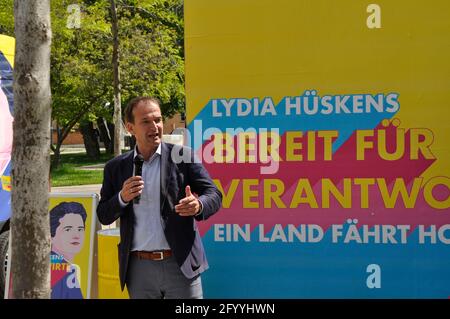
(120, 154, 144, 204)
(133, 155, 144, 204)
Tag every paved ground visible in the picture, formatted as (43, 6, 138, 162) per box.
(51, 184, 102, 194)
(52, 144, 107, 155)
(79, 164, 105, 171)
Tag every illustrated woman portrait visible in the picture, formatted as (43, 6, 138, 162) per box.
(49, 202, 87, 299)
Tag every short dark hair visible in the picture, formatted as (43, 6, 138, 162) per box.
(124, 96, 161, 123)
(50, 202, 87, 237)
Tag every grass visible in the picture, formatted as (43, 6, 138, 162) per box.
(50, 152, 115, 187)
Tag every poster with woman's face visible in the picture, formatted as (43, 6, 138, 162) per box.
(48, 196, 97, 299)
(5, 194, 98, 299)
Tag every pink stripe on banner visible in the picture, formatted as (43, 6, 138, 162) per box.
(196, 121, 448, 236)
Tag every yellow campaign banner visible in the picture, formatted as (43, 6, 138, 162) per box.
(5, 193, 98, 299)
(185, 1, 450, 297)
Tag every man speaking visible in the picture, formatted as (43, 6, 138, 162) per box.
(97, 97, 222, 299)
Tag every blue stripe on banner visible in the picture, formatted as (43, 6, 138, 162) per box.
(187, 92, 399, 153)
(201, 226, 450, 298)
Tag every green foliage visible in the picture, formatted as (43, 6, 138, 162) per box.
(51, 0, 113, 131)
(1, 0, 185, 154)
(0, 0, 14, 36)
(51, 0, 185, 132)
(118, 0, 185, 117)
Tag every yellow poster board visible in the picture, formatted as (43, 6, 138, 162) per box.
(5, 193, 98, 299)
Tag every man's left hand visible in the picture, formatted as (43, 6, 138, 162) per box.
(175, 185, 200, 216)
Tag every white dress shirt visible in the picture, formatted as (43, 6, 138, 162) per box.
(118, 144, 170, 251)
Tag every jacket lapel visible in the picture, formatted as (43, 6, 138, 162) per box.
(122, 150, 134, 181)
(160, 142, 171, 212)
(120, 150, 135, 237)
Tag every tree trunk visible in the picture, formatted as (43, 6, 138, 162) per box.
(11, 0, 52, 299)
(80, 121, 100, 159)
(50, 124, 62, 170)
(108, 122, 115, 154)
(51, 143, 61, 170)
(97, 117, 114, 154)
(110, 0, 122, 157)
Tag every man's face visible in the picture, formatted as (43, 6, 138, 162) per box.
(126, 101, 163, 152)
(51, 213, 85, 260)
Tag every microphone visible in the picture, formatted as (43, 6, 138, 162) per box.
(133, 154, 144, 204)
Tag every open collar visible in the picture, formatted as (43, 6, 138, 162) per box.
(133, 143, 161, 161)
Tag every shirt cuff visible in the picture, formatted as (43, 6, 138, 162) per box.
(195, 198, 204, 217)
(118, 191, 128, 208)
